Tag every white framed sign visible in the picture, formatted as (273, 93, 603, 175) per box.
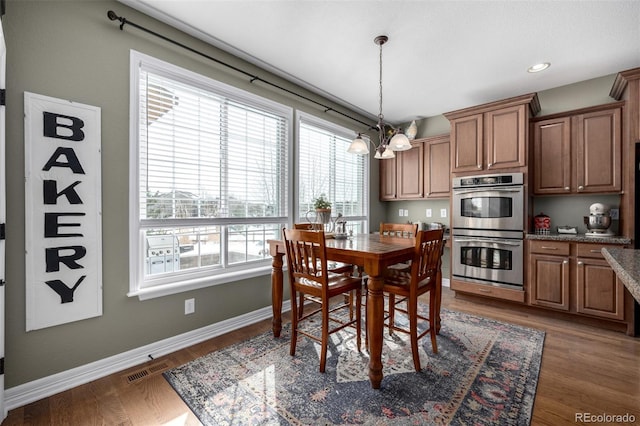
(24, 92, 102, 331)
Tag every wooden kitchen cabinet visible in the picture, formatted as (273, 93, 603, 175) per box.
(380, 136, 450, 200)
(445, 93, 539, 174)
(397, 142, 424, 199)
(576, 244, 625, 320)
(379, 155, 397, 201)
(529, 241, 570, 310)
(379, 142, 423, 200)
(532, 104, 623, 195)
(422, 134, 450, 198)
(528, 239, 626, 322)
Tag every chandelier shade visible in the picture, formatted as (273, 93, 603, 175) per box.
(347, 35, 411, 159)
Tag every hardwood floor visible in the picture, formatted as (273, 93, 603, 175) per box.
(4, 287, 640, 425)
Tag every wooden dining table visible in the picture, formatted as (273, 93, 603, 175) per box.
(268, 233, 443, 389)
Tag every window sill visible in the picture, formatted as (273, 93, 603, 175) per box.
(128, 264, 275, 300)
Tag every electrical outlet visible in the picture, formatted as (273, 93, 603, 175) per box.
(185, 298, 195, 315)
(403, 209, 409, 217)
(426, 209, 432, 218)
(610, 208, 619, 220)
(398, 208, 404, 217)
(440, 208, 447, 218)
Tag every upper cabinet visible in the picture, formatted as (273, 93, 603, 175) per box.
(532, 103, 623, 195)
(379, 135, 450, 201)
(423, 134, 451, 198)
(379, 142, 423, 201)
(397, 142, 425, 199)
(444, 93, 540, 174)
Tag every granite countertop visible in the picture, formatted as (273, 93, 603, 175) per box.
(601, 248, 640, 304)
(526, 233, 631, 245)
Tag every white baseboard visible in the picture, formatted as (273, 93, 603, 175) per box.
(5, 279, 452, 412)
(5, 300, 291, 412)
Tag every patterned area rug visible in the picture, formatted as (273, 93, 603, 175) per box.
(163, 307, 545, 425)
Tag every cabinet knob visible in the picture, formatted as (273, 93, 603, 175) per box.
(426, 192, 431, 196)
(578, 185, 584, 190)
(578, 261, 584, 266)
(488, 163, 493, 168)
(564, 186, 570, 191)
(477, 164, 482, 169)
(563, 260, 569, 264)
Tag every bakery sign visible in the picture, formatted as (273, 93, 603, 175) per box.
(24, 92, 102, 331)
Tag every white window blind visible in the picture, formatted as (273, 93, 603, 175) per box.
(130, 51, 291, 298)
(297, 113, 368, 234)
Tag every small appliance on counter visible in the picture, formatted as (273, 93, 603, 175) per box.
(534, 212, 551, 235)
(584, 202, 614, 237)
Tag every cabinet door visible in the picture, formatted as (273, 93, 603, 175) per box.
(379, 157, 397, 200)
(485, 104, 527, 170)
(575, 107, 621, 193)
(576, 257, 624, 320)
(533, 117, 571, 194)
(529, 254, 570, 310)
(424, 135, 450, 198)
(450, 113, 483, 173)
(397, 143, 424, 199)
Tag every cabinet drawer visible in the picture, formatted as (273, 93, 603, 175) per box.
(576, 243, 618, 259)
(529, 240, 570, 255)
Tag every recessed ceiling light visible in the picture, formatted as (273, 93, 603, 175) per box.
(528, 62, 551, 73)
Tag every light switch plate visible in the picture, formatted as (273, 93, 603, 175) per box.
(610, 208, 619, 220)
(398, 209, 404, 217)
(440, 208, 447, 218)
(403, 209, 409, 217)
(185, 298, 195, 315)
(426, 209, 432, 218)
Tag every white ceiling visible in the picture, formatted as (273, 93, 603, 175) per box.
(119, 0, 640, 125)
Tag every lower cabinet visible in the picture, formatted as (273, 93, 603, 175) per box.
(528, 240, 626, 322)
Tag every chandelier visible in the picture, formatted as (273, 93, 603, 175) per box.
(347, 35, 411, 159)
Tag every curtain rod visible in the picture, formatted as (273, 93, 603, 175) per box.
(107, 10, 374, 129)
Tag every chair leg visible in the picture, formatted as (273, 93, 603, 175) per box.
(388, 294, 396, 336)
(355, 287, 362, 352)
(298, 293, 305, 319)
(408, 295, 421, 371)
(319, 297, 330, 373)
(290, 290, 299, 357)
(429, 289, 438, 354)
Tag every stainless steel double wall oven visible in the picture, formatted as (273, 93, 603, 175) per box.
(452, 173, 525, 289)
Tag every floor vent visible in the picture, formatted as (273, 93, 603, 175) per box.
(124, 361, 172, 384)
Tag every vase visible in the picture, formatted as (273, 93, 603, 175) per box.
(406, 120, 418, 140)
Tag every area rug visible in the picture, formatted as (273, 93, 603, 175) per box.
(163, 307, 545, 425)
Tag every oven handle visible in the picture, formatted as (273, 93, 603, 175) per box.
(453, 188, 522, 195)
(454, 237, 522, 246)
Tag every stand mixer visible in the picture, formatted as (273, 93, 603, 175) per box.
(583, 203, 614, 237)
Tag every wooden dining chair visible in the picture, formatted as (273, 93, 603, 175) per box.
(380, 222, 419, 238)
(380, 222, 419, 274)
(382, 228, 445, 371)
(293, 223, 355, 320)
(283, 228, 362, 372)
(293, 223, 354, 275)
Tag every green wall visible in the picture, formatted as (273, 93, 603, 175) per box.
(2, 0, 380, 388)
(1, 0, 626, 392)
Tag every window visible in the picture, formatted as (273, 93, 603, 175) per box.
(129, 51, 291, 299)
(297, 113, 368, 234)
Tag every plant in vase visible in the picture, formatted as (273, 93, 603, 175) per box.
(312, 194, 332, 224)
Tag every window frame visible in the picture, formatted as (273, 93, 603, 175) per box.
(295, 111, 370, 233)
(128, 50, 293, 300)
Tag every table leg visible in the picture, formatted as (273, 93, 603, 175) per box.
(435, 269, 442, 334)
(367, 273, 384, 389)
(271, 252, 284, 338)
